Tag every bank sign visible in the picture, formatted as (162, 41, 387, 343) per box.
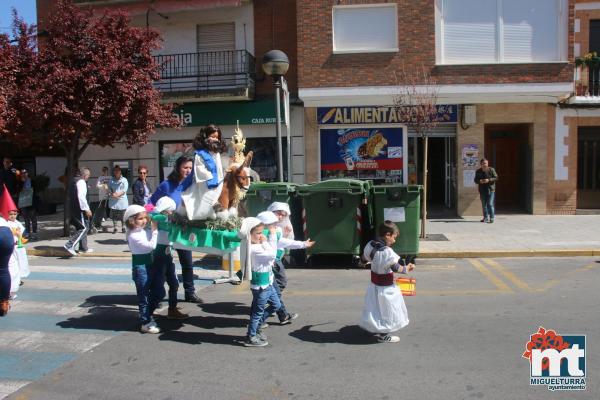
(320, 127, 405, 171)
(317, 105, 457, 125)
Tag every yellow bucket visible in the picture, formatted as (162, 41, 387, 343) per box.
(395, 277, 416, 296)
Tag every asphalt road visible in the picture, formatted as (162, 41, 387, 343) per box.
(2, 256, 599, 400)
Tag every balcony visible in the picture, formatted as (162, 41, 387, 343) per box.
(571, 55, 600, 105)
(153, 50, 255, 102)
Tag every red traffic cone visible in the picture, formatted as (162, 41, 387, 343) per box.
(0, 184, 17, 220)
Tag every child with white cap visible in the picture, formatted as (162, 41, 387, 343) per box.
(151, 197, 189, 320)
(124, 204, 165, 334)
(238, 217, 282, 347)
(256, 210, 314, 326)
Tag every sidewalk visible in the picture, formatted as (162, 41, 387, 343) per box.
(24, 211, 600, 258)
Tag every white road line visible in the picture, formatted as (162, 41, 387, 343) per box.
(21, 280, 133, 293)
(29, 266, 131, 275)
(0, 331, 113, 353)
(0, 380, 30, 399)
(9, 300, 138, 316)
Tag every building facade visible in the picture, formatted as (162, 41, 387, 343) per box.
(554, 0, 600, 213)
(297, 0, 575, 216)
(37, 0, 302, 204)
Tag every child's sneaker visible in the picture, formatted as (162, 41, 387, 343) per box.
(0, 300, 9, 316)
(140, 321, 161, 334)
(243, 335, 268, 347)
(167, 306, 189, 320)
(279, 312, 298, 325)
(63, 244, 77, 256)
(256, 329, 268, 342)
(376, 334, 400, 343)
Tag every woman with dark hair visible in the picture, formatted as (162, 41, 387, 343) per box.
(149, 156, 202, 303)
(180, 124, 228, 220)
(132, 165, 153, 206)
(0, 216, 14, 316)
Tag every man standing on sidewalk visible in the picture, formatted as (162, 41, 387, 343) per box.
(474, 158, 498, 223)
(64, 168, 93, 256)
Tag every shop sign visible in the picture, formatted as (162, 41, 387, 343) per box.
(317, 105, 457, 125)
(320, 127, 405, 171)
(171, 99, 277, 127)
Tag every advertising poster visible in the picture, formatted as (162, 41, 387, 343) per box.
(320, 127, 406, 183)
(462, 144, 479, 169)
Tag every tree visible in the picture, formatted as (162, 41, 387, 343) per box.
(0, 0, 180, 234)
(393, 66, 449, 238)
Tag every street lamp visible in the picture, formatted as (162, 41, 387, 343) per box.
(262, 50, 289, 182)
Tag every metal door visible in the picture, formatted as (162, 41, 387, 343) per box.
(444, 137, 456, 208)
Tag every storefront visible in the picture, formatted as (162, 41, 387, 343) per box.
(316, 105, 458, 210)
(79, 98, 306, 203)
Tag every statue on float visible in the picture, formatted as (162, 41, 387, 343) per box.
(178, 124, 253, 221)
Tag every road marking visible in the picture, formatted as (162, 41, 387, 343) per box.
(482, 259, 533, 292)
(30, 265, 131, 275)
(0, 331, 112, 353)
(229, 287, 510, 297)
(21, 280, 134, 293)
(468, 259, 513, 292)
(0, 380, 30, 399)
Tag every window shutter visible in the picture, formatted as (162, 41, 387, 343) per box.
(442, 0, 497, 64)
(502, 0, 559, 62)
(197, 23, 236, 75)
(197, 23, 235, 52)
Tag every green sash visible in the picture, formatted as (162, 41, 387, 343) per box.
(132, 253, 152, 266)
(263, 229, 284, 260)
(251, 271, 271, 286)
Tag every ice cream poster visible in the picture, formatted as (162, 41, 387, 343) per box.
(320, 127, 405, 171)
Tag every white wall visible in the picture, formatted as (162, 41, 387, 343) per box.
(131, 4, 255, 55)
(35, 157, 67, 189)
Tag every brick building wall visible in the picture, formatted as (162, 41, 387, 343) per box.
(253, 0, 298, 97)
(297, 0, 574, 89)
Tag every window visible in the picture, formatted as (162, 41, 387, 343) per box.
(436, 0, 567, 64)
(332, 4, 398, 54)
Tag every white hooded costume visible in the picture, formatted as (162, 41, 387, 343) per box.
(359, 240, 409, 334)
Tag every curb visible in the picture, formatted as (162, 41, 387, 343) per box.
(418, 249, 600, 258)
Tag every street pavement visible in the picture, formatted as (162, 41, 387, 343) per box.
(2, 256, 599, 399)
(24, 213, 600, 258)
(0, 256, 227, 398)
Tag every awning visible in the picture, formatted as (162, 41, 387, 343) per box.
(87, 0, 242, 16)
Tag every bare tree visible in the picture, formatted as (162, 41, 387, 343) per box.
(393, 66, 449, 238)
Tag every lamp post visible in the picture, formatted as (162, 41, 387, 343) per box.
(262, 50, 289, 182)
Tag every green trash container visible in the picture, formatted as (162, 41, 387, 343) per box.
(371, 185, 422, 257)
(296, 179, 373, 261)
(244, 182, 304, 238)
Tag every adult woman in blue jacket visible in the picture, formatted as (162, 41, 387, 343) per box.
(150, 156, 202, 304)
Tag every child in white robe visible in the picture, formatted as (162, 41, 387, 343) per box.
(7, 209, 30, 297)
(360, 220, 415, 343)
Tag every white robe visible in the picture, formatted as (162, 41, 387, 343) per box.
(179, 151, 224, 220)
(7, 220, 30, 293)
(359, 241, 409, 334)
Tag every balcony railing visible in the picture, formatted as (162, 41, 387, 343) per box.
(153, 50, 255, 100)
(575, 64, 600, 99)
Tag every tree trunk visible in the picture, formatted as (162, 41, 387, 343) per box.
(420, 135, 428, 239)
(63, 145, 77, 237)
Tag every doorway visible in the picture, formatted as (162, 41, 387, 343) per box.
(577, 127, 600, 209)
(484, 124, 532, 213)
(415, 136, 456, 217)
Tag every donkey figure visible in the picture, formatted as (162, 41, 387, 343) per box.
(214, 151, 253, 219)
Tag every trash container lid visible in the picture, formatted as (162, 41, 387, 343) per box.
(297, 179, 371, 195)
